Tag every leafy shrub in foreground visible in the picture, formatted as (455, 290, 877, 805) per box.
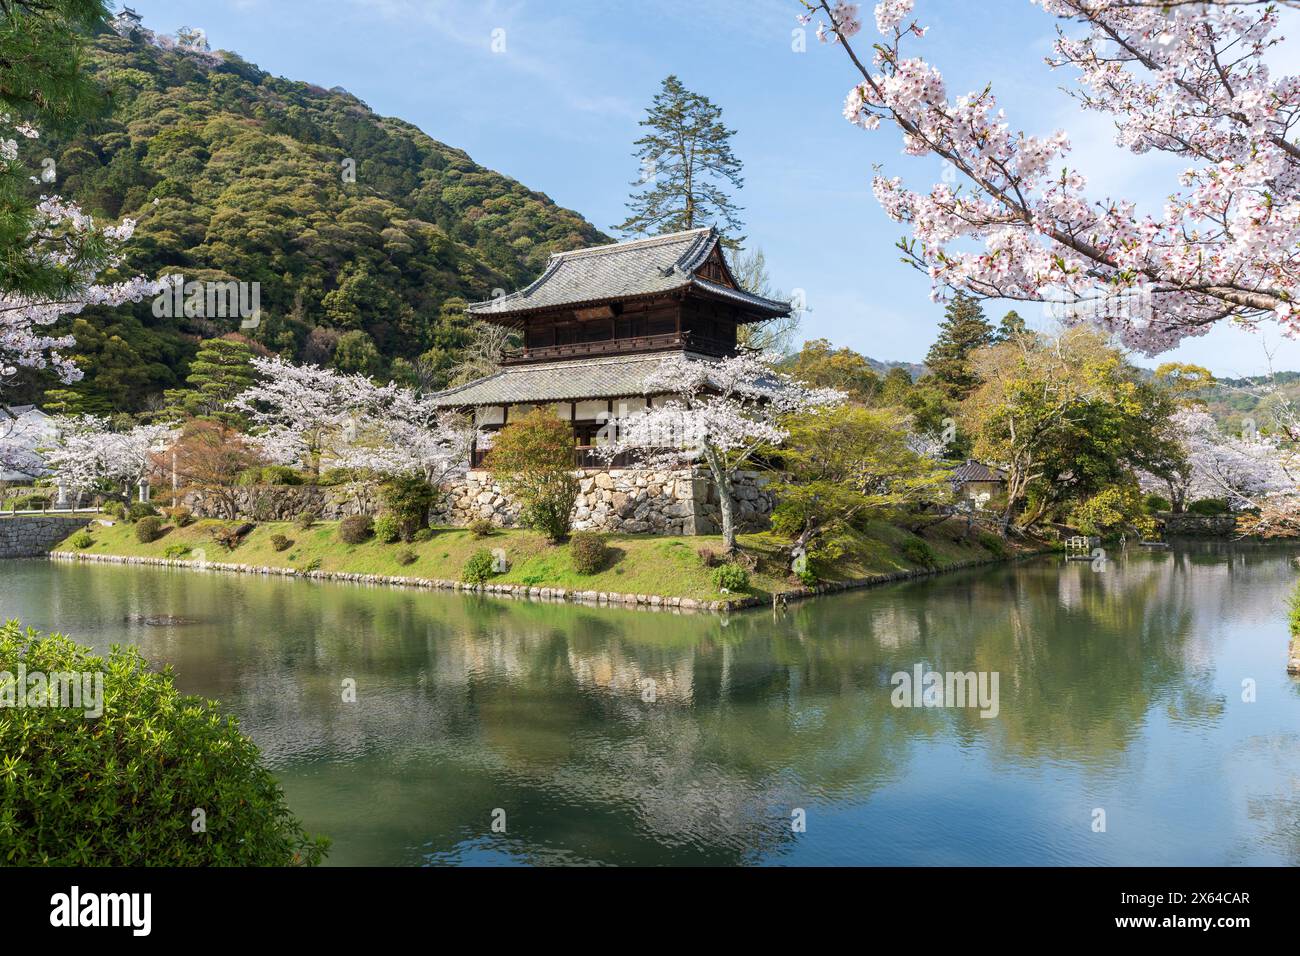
(0, 620, 328, 866)
(468, 518, 494, 538)
(374, 514, 401, 544)
(102, 500, 126, 519)
(270, 534, 292, 552)
(712, 563, 750, 592)
(70, 531, 94, 550)
(1187, 498, 1231, 516)
(463, 549, 495, 584)
(163, 544, 191, 560)
(134, 516, 164, 543)
(339, 515, 374, 545)
(127, 502, 158, 523)
(569, 532, 609, 574)
(901, 538, 938, 570)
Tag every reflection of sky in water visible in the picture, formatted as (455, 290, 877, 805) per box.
(3, 541, 1298, 866)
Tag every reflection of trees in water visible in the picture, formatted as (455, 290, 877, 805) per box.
(31, 549, 1300, 864)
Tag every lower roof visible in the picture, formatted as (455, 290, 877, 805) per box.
(431, 352, 703, 407)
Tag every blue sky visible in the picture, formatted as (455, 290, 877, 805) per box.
(122, 0, 1300, 377)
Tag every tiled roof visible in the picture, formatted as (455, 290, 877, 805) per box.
(466, 227, 790, 318)
(430, 352, 697, 407)
(952, 459, 1007, 482)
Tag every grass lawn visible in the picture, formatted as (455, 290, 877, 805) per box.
(55, 515, 1026, 604)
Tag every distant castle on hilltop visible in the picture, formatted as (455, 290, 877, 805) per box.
(108, 5, 217, 61)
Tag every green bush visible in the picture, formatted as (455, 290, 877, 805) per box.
(712, 563, 750, 592)
(162, 544, 191, 560)
(270, 534, 292, 552)
(1144, 493, 1171, 514)
(166, 506, 193, 527)
(259, 466, 304, 486)
(294, 511, 316, 531)
(339, 515, 374, 544)
(70, 531, 94, 550)
(485, 409, 578, 542)
(6, 492, 49, 509)
(412, 527, 434, 542)
(976, 531, 1008, 558)
(901, 538, 938, 570)
(569, 532, 609, 574)
(102, 500, 126, 519)
(396, 549, 418, 566)
(0, 620, 328, 865)
(468, 518, 494, 538)
(318, 467, 363, 486)
(127, 502, 158, 523)
(463, 549, 496, 584)
(1187, 498, 1231, 516)
(302, 557, 322, 573)
(374, 514, 401, 544)
(380, 476, 436, 541)
(134, 516, 164, 543)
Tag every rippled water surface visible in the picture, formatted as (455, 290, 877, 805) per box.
(3, 543, 1299, 865)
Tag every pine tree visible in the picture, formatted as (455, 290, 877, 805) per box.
(161, 337, 255, 425)
(924, 292, 994, 400)
(616, 75, 744, 246)
(991, 309, 1027, 344)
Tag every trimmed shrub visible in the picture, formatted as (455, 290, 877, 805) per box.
(294, 511, 317, 531)
(901, 538, 938, 570)
(270, 534, 292, 552)
(976, 531, 1008, 558)
(1188, 498, 1231, 516)
(396, 549, 418, 566)
(412, 527, 434, 542)
(1144, 493, 1171, 514)
(569, 532, 609, 574)
(134, 516, 164, 543)
(712, 563, 750, 592)
(0, 620, 328, 866)
(339, 515, 374, 545)
(463, 549, 495, 584)
(468, 518, 494, 538)
(260, 465, 304, 486)
(102, 500, 126, 519)
(380, 476, 435, 540)
(374, 513, 401, 544)
(70, 531, 94, 550)
(127, 502, 158, 522)
(162, 544, 191, 560)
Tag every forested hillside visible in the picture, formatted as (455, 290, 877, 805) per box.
(28, 22, 605, 412)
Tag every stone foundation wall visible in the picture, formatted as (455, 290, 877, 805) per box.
(179, 470, 773, 537)
(180, 483, 381, 521)
(1160, 513, 1237, 536)
(0, 515, 91, 557)
(434, 469, 772, 536)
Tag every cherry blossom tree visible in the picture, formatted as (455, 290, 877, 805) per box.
(41, 416, 172, 504)
(332, 387, 474, 486)
(1, 119, 160, 398)
(603, 352, 841, 552)
(230, 357, 396, 476)
(1151, 404, 1296, 507)
(801, 0, 1300, 354)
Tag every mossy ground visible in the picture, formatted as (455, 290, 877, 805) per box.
(56, 516, 1028, 603)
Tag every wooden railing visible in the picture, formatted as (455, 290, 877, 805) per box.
(503, 331, 737, 364)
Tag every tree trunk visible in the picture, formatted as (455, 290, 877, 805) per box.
(704, 447, 737, 553)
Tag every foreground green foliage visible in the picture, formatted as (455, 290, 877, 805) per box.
(0, 620, 327, 865)
(486, 409, 579, 543)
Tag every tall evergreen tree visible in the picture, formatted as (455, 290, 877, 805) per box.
(991, 309, 1028, 344)
(161, 337, 255, 425)
(616, 75, 744, 246)
(924, 292, 994, 400)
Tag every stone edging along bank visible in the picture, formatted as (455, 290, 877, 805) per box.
(48, 547, 1046, 614)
